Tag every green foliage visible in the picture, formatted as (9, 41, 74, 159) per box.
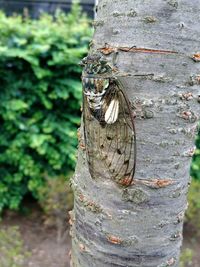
(38, 175, 73, 217)
(0, 226, 30, 267)
(38, 175, 74, 242)
(179, 248, 194, 267)
(191, 126, 200, 180)
(187, 126, 200, 232)
(0, 2, 92, 212)
(185, 179, 200, 232)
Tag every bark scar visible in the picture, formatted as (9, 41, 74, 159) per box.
(107, 234, 123, 245)
(78, 192, 102, 213)
(133, 178, 175, 189)
(98, 44, 179, 55)
(192, 53, 200, 62)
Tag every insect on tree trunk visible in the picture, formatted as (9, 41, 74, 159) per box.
(70, 0, 200, 266)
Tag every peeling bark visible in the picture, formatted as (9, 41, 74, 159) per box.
(71, 0, 200, 266)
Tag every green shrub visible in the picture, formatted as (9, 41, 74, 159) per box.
(179, 248, 194, 267)
(37, 175, 74, 242)
(185, 179, 200, 232)
(191, 126, 200, 180)
(0, 226, 30, 267)
(185, 127, 200, 232)
(0, 2, 92, 212)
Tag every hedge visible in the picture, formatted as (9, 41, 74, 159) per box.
(191, 126, 200, 180)
(0, 2, 92, 212)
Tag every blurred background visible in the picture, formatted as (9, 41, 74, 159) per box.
(0, 1, 199, 267)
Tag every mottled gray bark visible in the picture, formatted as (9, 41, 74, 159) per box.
(71, 0, 200, 266)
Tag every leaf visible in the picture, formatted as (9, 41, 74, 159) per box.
(0, 2, 91, 212)
(8, 100, 28, 111)
(29, 134, 52, 148)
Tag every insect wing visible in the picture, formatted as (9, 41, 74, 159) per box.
(83, 79, 136, 185)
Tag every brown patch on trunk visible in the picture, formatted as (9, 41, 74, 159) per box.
(180, 92, 193, 101)
(68, 211, 75, 226)
(77, 192, 102, 213)
(98, 45, 178, 55)
(135, 178, 174, 189)
(79, 243, 86, 252)
(78, 193, 85, 202)
(79, 143, 86, 151)
(98, 46, 118, 55)
(120, 47, 178, 54)
(77, 128, 85, 150)
(166, 257, 176, 266)
(118, 176, 134, 186)
(77, 128, 81, 141)
(107, 235, 122, 245)
(181, 111, 192, 120)
(69, 250, 72, 259)
(192, 53, 200, 62)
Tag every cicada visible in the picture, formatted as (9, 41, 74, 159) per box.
(80, 53, 136, 186)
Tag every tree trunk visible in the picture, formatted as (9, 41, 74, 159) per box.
(71, 0, 200, 266)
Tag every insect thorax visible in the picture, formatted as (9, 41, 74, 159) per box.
(81, 53, 113, 110)
(81, 53, 117, 123)
(82, 76, 109, 110)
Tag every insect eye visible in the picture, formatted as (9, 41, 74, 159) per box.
(100, 58, 107, 65)
(79, 57, 87, 66)
(79, 61, 85, 66)
(92, 63, 100, 72)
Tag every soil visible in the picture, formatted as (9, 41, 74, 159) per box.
(1, 203, 71, 267)
(0, 203, 200, 267)
(182, 224, 200, 267)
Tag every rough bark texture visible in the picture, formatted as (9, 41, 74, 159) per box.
(71, 1, 200, 266)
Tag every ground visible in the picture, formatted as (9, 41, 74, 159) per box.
(0, 204, 200, 267)
(1, 204, 70, 267)
(182, 225, 200, 267)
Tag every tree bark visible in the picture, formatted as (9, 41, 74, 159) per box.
(71, 0, 200, 266)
